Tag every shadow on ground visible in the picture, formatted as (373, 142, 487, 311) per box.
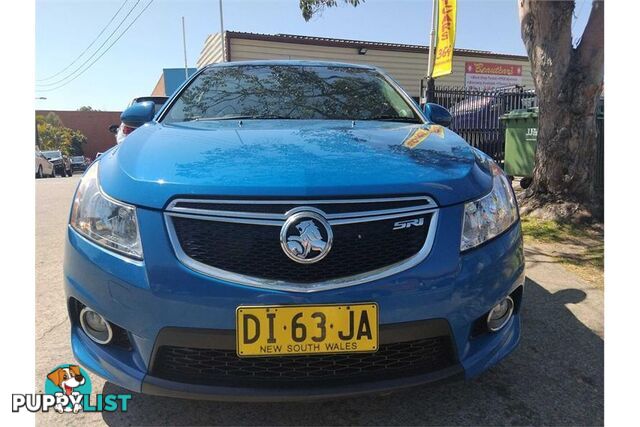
(102, 278, 603, 426)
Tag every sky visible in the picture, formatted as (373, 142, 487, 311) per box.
(35, 0, 591, 111)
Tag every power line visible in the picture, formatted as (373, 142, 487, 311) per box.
(36, 0, 143, 87)
(36, 0, 156, 93)
(37, 0, 130, 82)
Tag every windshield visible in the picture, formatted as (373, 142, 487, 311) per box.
(162, 65, 421, 124)
(71, 156, 84, 162)
(42, 151, 61, 158)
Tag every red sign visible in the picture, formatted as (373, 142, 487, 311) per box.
(465, 61, 524, 90)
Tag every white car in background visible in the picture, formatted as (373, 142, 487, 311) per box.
(35, 148, 55, 178)
(112, 96, 168, 144)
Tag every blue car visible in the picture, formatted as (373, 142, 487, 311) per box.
(64, 60, 524, 401)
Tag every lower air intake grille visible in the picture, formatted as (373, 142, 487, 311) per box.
(152, 336, 455, 387)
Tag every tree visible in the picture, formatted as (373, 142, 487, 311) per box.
(299, 0, 362, 21)
(77, 106, 99, 111)
(518, 0, 604, 221)
(39, 111, 63, 127)
(36, 114, 87, 156)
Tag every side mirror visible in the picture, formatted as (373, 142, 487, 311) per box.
(120, 101, 156, 128)
(422, 103, 452, 128)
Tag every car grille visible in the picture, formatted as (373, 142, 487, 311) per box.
(165, 196, 438, 290)
(152, 336, 455, 387)
(170, 198, 430, 215)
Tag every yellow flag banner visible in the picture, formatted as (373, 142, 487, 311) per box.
(432, 0, 457, 78)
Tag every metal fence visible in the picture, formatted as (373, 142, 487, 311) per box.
(429, 85, 536, 163)
(429, 85, 604, 192)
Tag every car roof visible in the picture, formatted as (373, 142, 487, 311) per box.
(203, 60, 377, 71)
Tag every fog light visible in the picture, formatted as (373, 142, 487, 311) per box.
(79, 307, 113, 344)
(487, 296, 514, 332)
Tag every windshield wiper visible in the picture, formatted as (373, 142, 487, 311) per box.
(364, 115, 422, 123)
(183, 115, 256, 122)
(184, 114, 293, 122)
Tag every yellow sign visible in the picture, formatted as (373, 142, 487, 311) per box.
(236, 303, 378, 357)
(432, 0, 457, 78)
(403, 125, 445, 149)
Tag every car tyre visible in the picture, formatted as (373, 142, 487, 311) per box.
(520, 177, 533, 189)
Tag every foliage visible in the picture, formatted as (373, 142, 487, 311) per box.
(35, 113, 87, 156)
(299, 0, 363, 21)
(38, 112, 63, 127)
(77, 106, 100, 111)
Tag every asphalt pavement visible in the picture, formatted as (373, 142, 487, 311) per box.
(35, 175, 604, 426)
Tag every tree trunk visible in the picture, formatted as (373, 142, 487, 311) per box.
(519, 0, 604, 220)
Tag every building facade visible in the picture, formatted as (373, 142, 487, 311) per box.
(196, 32, 534, 99)
(151, 68, 198, 97)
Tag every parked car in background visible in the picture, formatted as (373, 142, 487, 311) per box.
(449, 87, 536, 130)
(110, 96, 168, 144)
(70, 156, 88, 173)
(41, 150, 72, 177)
(35, 148, 55, 178)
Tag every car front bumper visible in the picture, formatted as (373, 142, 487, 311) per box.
(63, 204, 525, 401)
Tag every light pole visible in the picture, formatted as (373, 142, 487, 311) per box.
(182, 17, 189, 79)
(424, 0, 438, 104)
(219, 0, 226, 62)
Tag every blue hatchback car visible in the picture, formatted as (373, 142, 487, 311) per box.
(64, 60, 524, 401)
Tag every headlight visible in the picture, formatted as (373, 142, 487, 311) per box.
(69, 163, 143, 259)
(460, 161, 519, 251)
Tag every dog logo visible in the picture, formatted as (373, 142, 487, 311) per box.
(280, 212, 333, 264)
(45, 364, 90, 413)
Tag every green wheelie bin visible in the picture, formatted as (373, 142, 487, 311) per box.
(500, 107, 539, 189)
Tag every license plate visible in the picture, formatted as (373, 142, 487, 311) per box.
(236, 303, 378, 357)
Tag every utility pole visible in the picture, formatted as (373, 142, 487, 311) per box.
(219, 0, 226, 62)
(424, 0, 438, 104)
(182, 17, 189, 79)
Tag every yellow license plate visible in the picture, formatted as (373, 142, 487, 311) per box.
(236, 303, 378, 357)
